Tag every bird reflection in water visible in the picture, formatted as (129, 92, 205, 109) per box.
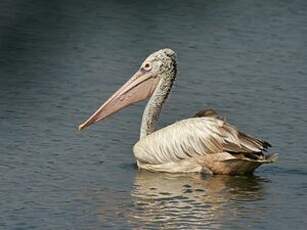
(128, 171, 268, 229)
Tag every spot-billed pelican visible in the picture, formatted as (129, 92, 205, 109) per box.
(79, 48, 277, 175)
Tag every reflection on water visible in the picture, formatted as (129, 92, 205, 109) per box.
(128, 172, 267, 228)
(96, 171, 268, 228)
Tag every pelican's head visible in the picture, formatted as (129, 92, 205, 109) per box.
(79, 48, 176, 130)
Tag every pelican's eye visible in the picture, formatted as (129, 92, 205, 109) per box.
(143, 62, 152, 71)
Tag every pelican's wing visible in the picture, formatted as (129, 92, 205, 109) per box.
(134, 117, 272, 164)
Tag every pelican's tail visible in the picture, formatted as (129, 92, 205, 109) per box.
(262, 153, 278, 163)
(236, 152, 278, 164)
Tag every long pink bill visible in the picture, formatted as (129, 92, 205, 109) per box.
(78, 70, 159, 130)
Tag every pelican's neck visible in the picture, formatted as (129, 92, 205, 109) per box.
(140, 76, 174, 139)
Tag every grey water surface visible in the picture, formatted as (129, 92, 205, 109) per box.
(1, 0, 307, 229)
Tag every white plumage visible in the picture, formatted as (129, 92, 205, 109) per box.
(134, 117, 276, 174)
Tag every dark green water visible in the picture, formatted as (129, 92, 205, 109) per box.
(1, 0, 307, 229)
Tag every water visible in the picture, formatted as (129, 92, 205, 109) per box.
(0, 0, 307, 229)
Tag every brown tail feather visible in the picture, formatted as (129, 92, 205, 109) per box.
(263, 153, 278, 163)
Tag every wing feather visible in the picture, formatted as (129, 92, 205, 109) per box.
(133, 117, 271, 164)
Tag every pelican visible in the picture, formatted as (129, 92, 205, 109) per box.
(79, 48, 277, 175)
